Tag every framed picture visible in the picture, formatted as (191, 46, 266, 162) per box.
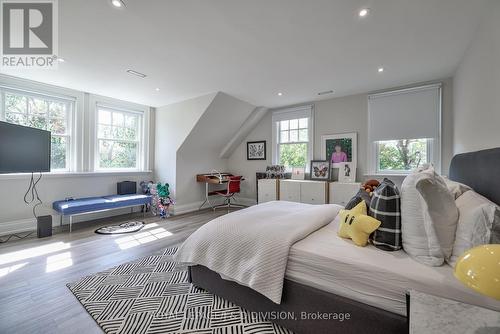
(247, 141, 266, 160)
(291, 167, 305, 180)
(321, 132, 357, 168)
(310, 160, 331, 181)
(338, 162, 356, 183)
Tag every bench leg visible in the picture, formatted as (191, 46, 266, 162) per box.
(60, 215, 63, 229)
(69, 216, 73, 233)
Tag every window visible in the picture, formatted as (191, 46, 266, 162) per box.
(0, 89, 73, 171)
(96, 106, 142, 170)
(368, 84, 441, 174)
(377, 138, 430, 172)
(272, 106, 313, 171)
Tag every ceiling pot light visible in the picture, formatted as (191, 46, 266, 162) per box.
(155, 88, 160, 92)
(378, 67, 384, 73)
(359, 8, 370, 17)
(111, 0, 125, 8)
(277, 92, 283, 96)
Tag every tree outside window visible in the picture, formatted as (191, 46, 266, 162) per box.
(97, 107, 141, 169)
(378, 138, 429, 172)
(3, 91, 71, 171)
(277, 118, 309, 169)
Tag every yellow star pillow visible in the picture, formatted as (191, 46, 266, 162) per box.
(338, 201, 381, 247)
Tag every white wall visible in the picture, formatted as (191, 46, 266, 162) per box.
(175, 93, 256, 210)
(227, 111, 272, 201)
(0, 172, 153, 234)
(453, 0, 500, 154)
(228, 78, 454, 200)
(154, 93, 217, 195)
(0, 75, 154, 235)
(154, 92, 257, 213)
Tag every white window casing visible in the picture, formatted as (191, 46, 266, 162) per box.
(271, 104, 314, 171)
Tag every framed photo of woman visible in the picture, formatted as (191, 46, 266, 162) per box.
(321, 132, 357, 168)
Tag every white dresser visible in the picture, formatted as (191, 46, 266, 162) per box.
(257, 179, 279, 203)
(329, 182, 361, 206)
(279, 180, 328, 205)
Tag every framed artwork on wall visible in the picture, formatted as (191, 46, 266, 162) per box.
(321, 132, 357, 168)
(247, 141, 266, 160)
(310, 160, 331, 181)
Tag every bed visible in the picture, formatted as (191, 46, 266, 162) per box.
(181, 148, 500, 334)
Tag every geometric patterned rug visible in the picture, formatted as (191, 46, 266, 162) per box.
(67, 247, 293, 334)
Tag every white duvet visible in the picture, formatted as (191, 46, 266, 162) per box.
(174, 201, 341, 304)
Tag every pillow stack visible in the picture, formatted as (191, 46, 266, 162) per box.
(345, 189, 372, 213)
(401, 165, 459, 266)
(369, 179, 402, 251)
(344, 179, 402, 251)
(401, 165, 500, 267)
(449, 190, 500, 266)
(338, 201, 381, 247)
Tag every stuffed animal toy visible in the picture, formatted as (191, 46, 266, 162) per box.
(140, 181, 154, 194)
(156, 183, 170, 199)
(338, 201, 381, 246)
(362, 179, 380, 193)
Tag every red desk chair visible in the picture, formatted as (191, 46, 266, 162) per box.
(213, 176, 246, 212)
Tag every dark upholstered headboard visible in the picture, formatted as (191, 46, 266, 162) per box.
(449, 147, 500, 205)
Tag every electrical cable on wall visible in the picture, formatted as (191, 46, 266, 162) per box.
(23, 172, 43, 218)
(0, 172, 44, 243)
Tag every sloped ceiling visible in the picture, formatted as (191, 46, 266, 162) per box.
(0, 0, 488, 108)
(174, 92, 256, 204)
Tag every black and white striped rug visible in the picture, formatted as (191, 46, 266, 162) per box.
(67, 247, 292, 334)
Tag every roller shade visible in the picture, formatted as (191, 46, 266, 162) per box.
(272, 105, 312, 122)
(368, 84, 441, 142)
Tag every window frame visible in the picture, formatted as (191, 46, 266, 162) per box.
(94, 104, 144, 172)
(272, 105, 314, 171)
(0, 87, 75, 172)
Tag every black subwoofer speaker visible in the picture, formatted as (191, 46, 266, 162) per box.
(117, 181, 137, 195)
(37, 215, 52, 238)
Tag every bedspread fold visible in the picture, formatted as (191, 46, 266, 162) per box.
(174, 201, 341, 304)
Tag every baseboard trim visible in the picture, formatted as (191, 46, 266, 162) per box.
(0, 217, 37, 236)
(0, 207, 143, 237)
(172, 197, 256, 215)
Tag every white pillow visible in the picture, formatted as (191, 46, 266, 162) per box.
(442, 177, 471, 199)
(449, 191, 500, 266)
(401, 165, 459, 266)
(415, 173, 459, 261)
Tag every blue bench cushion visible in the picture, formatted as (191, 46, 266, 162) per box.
(52, 194, 152, 215)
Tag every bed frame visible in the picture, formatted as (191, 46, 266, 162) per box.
(189, 148, 500, 334)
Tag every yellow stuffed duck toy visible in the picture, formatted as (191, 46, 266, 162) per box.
(338, 201, 381, 247)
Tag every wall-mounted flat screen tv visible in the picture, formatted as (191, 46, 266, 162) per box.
(0, 121, 51, 174)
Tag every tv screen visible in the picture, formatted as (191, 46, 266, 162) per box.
(0, 121, 51, 174)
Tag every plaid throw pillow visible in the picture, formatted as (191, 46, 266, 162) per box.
(345, 189, 372, 213)
(369, 178, 402, 251)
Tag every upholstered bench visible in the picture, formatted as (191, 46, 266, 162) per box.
(53, 194, 152, 232)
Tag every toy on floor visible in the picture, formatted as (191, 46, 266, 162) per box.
(150, 182, 175, 218)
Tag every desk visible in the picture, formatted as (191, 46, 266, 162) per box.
(196, 173, 234, 210)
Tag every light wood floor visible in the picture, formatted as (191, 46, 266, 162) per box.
(0, 209, 227, 334)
